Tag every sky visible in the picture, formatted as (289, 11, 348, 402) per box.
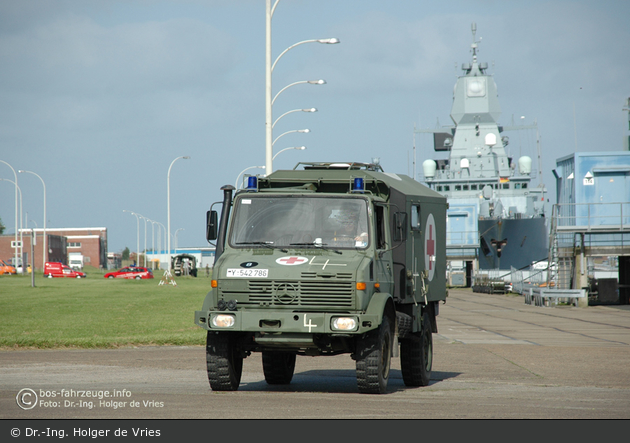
(0, 0, 628, 254)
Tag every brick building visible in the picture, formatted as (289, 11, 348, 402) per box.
(0, 227, 107, 271)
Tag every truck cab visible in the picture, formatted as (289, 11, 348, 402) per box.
(68, 253, 84, 271)
(195, 162, 447, 393)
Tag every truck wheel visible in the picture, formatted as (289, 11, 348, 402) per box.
(400, 311, 432, 387)
(206, 332, 243, 391)
(262, 351, 296, 385)
(356, 315, 393, 394)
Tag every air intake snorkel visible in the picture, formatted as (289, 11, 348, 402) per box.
(209, 184, 235, 262)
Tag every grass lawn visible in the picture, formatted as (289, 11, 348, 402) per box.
(0, 269, 212, 349)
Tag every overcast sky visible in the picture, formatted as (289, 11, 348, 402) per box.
(1, 0, 628, 254)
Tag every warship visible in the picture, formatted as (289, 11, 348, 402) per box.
(416, 23, 548, 271)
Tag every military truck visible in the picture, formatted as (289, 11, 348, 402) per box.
(194, 162, 447, 394)
(172, 253, 198, 277)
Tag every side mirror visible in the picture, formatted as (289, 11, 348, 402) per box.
(206, 210, 218, 241)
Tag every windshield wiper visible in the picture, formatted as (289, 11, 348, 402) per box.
(237, 242, 287, 253)
(289, 242, 342, 255)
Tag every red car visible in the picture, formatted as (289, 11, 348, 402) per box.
(104, 266, 154, 280)
(44, 262, 87, 278)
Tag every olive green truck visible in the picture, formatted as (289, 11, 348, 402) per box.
(195, 162, 448, 394)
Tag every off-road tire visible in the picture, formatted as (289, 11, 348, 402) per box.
(262, 351, 297, 385)
(356, 315, 393, 394)
(206, 332, 243, 391)
(400, 311, 433, 387)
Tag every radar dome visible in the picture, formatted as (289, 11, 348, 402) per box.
(518, 156, 532, 175)
(423, 159, 437, 179)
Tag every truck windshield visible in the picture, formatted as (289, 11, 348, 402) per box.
(229, 195, 370, 250)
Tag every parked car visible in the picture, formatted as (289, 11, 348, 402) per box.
(0, 260, 17, 275)
(104, 266, 154, 280)
(44, 262, 87, 278)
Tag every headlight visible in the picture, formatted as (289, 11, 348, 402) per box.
(331, 317, 358, 331)
(211, 314, 235, 328)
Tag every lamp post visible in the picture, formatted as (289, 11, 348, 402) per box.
(123, 210, 140, 266)
(0, 177, 23, 272)
(272, 129, 309, 147)
(174, 228, 184, 252)
(235, 166, 265, 189)
(147, 219, 157, 269)
(272, 80, 326, 106)
(157, 221, 166, 263)
(167, 156, 190, 270)
(138, 215, 148, 268)
(0, 160, 19, 272)
(273, 108, 317, 129)
(19, 170, 46, 269)
(273, 146, 307, 161)
(265, 0, 339, 173)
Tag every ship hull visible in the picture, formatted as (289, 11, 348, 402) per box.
(478, 217, 548, 270)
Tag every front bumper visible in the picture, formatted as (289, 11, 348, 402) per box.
(195, 309, 378, 335)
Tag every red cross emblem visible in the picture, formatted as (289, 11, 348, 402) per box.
(426, 224, 435, 271)
(276, 256, 309, 266)
(424, 213, 436, 282)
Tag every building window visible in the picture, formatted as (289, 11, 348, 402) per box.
(68, 242, 82, 248)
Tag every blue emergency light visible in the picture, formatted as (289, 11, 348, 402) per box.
(246, 176, 258, 191)
(352, 177, 365, 193)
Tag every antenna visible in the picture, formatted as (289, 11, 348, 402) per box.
(471, 22, 480, 62)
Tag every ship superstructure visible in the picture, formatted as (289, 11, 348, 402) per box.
(416, 23, 548, 271)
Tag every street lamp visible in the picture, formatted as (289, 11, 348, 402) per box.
(19, 170, 46, 269)
(273, 146, 307, 161)
(147, 219, 157, 269)
(123, 210, 140, 266)
(0, 160, 19, 272)
(138, 215, 148, 268)
(273, 129, 309, 147)
(273, 108, 317, 129)
(272, 80, 326, 106)
(0, 177, 23, 272)
(265, 0, 339, 173)
(167, 156, 190, 270)
(271, 41, 339, 73)
(174, 228, 184, 252)
(235, 166, 266, 189)
(157, 221, 166, 262)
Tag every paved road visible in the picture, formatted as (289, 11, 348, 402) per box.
(1, 289, 629, 420)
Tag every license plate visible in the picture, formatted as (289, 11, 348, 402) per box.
(226, 268, 269, 278)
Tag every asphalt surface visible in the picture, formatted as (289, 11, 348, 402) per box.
(1, 288, 629, 420)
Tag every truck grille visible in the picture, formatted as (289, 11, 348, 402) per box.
(220, 279, 354, 308)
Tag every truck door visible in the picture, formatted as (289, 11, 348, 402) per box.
(374, 204, 393, 295)
(410, 203, 423, 301)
